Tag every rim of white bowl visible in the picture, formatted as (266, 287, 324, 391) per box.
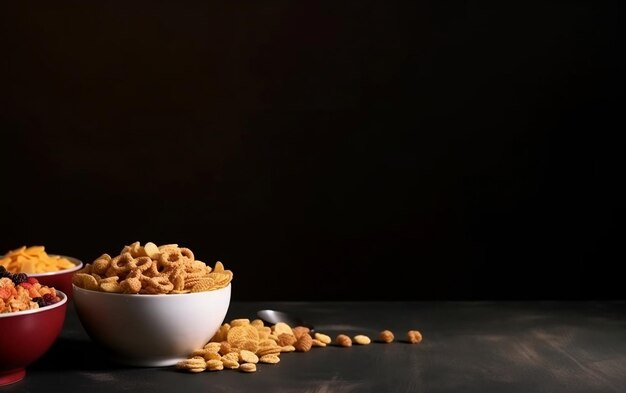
(72, 282, 231, 297)
(0, 290, 67, 318)
(27, 255, 84, 277)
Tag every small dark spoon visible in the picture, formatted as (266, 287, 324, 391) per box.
(257, 309, 314, 333)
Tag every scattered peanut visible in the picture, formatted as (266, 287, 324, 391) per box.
(276, 332, 297, 347)
(379, 330, 395, 343)
(336, 334, 352, 347)
(292, 326, 310, 339)
(294, 333, 313, 352)
(314, 332, 332, 345)
(353, 335, 371, 345)
(312, 339, 327, 347)
(407, 330, 423, 344)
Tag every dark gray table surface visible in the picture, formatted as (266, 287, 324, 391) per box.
(5, 301, 626, 393)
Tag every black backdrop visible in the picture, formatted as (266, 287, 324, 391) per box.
(1, 1, 622, 301)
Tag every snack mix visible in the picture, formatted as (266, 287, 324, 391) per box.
(1, 246, 75, 273)
(176, 318, 424, 374)
(0, 266, 62, 313)
(72, 242, 232, 294)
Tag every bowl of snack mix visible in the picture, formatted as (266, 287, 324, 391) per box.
(72, 241, 232, 367)
(1, 246, 83, 300)
(0, 268, 67, 386)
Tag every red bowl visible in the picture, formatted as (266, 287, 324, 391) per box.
(28, 256, 83, 300)
(0, 291, 67, 386)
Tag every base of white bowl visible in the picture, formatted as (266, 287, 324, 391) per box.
(109, 355, 186, 368)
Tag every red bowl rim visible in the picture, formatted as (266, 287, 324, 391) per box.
(0, 290, 67, 319)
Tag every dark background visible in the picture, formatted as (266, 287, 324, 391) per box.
(1, 1, 622, 301)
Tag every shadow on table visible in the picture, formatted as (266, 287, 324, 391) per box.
(29, 337, 126, 371)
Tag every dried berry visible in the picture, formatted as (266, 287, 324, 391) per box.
(33, 297, 46, 308)
(42, 293, 58, 305)
(11, 272, 28, 285)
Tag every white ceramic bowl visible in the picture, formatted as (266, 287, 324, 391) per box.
(72, 283, 231, 367)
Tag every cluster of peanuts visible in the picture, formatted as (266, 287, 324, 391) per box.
(72, 242, 232, 294)
(176, 318, 422, 373)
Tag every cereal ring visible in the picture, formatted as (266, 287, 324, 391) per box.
(143, 259, 164, 277)
(109, 252, 135, 275)
(142, 276, 174, 294)
(133, 256, 153, 272)
(179, 247, 195, 261)
(159, 248, 185, 269)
